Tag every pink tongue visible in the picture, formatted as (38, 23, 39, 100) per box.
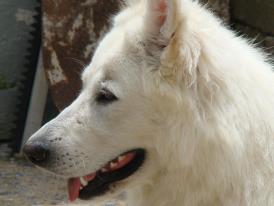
(68, 178, 81, 202)
(68, 173, 96, 202)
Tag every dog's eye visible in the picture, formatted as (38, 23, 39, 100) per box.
(96, 88, 118, 104)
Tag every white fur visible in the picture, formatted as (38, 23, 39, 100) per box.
(27, 0, 274, 205)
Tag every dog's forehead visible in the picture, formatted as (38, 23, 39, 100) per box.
(82, 29, 125, 79)
(82, 8, 144, 86)
(82, 27, 142, 86)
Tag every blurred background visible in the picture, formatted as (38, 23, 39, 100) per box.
(0, 0, 273, 205)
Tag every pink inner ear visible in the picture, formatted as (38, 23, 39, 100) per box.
(156, 0, 167, 25)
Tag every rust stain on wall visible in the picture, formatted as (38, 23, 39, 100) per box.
(43, 0, 120, 110)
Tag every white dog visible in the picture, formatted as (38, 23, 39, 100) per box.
(24, 0, 274, 205)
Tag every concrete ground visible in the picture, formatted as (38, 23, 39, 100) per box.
(0, 144, 125, 206)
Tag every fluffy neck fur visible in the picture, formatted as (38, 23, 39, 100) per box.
(121, 1, 274, 206)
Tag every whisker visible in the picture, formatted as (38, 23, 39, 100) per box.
(64, 57, 87, 76)
(64, 57, 87, 68)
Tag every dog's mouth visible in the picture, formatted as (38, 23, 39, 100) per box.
(68, 149, 145, 202)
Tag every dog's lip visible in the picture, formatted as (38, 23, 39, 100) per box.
(67, 150, 143, 202)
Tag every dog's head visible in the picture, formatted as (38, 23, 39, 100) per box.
(24, 0, 201, 202)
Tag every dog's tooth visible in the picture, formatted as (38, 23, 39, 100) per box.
(110, 162, 118, 168)
(80, 186, 83, 190)
(80, 177, 88, 186)
(118, 155, 125, 162)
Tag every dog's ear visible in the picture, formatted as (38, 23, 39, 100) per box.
(145, 0, 181, 39)
(144, 0, 200, 86)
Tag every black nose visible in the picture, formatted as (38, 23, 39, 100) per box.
(23, 142, 50, 165)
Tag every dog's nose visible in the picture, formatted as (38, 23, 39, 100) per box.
(23, 142, 50, 165)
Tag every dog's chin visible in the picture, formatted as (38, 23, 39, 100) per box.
(67, 149, 146, 202)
